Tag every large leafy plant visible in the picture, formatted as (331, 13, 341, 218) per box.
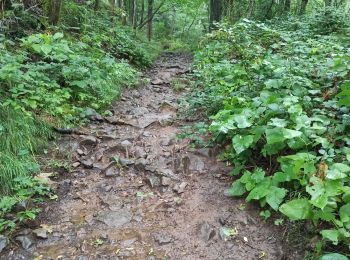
(192, 19, 350, 253)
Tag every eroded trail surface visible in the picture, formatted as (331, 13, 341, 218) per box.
(4, 53, 286, 260)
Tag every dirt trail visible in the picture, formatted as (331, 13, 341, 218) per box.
(3, 53, 286, 260)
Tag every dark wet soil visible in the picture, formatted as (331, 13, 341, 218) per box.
(2, 53, 288, 260)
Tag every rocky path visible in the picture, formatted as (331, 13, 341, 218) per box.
(3, 53, 286, 260)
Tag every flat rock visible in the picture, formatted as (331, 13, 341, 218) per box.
(0, 235, 8, 253)
(146, 175, 161, 188)
(153, 233, 173, 245)
(79, 136, 97, 147)
(135, 158, 148, 171)
(81, 159, 93, 169)
(33, 228, 48, 239)
(15, 235, 34, 250)
(173, 182, 188, 194)
(96, 209, 132, 227)
(119, 158, 135, 166)
(161, 176, 172, 186)
(105, 167, 119, 177)
(198, 222, 216, 242)
(151, 78, 164, 85)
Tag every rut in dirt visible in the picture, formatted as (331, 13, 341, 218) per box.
(3, 53, 288, 260)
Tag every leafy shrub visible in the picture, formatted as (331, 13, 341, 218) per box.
(0, 32, 138, 123)
(192, 19, 350, 253)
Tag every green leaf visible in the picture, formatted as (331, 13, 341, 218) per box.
(321, 229, 340, 245)
(232, 135, 254, 154)
(246, 180, 271, 202)
(233, 114, 252, 128)
(327, 163, 350, 180)
(227, 181, 246, 196)
(320, 253, 348, 260)
(268, 118, 288, 128)
(40, 44, 52, 55)
(266, 128, 285, 144)
(279, 199, 312, 220)
(339, 203, 350, 223)
(266, 187, 287, 210)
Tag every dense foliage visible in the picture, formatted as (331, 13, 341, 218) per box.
(192, 14, 350, 255)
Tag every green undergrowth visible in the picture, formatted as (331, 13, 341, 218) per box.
(0, 107, 53, 234)
(191, 13, 350, 257)
(0, 6, 160, 237)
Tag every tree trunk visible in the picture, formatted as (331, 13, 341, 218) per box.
(299, 0, 309, 14)
(209, 0, 222, 31)
(133, 0, 137, 29)
(325, 0, 332, 6)
(284, 0, 291, 12)
(121, 0, 127, 25)
(147, 0, 153, 41)
(140, 0, 145, 26)
(94, 0, 100, 11)
(48, 0, 62, 25)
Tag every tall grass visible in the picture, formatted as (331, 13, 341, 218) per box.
(0, 107, 52, 194)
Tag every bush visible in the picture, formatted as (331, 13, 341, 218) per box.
(191, 19, 350, 253)
(0, 32, 139, 123)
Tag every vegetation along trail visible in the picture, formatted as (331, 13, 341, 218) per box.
(3, 53, 286, 259)
(2, 0, 350, 258)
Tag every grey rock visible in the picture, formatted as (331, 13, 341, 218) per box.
(119, 158, 135, 166)
(100, 194, 123, 210)
(131, 107, 149, 116)
(134, 147, 147, 159)
(160, 136, 174, 146)
(121, 140, 132, 147)
(161, 176, 172, 186)
(79, 136, 97, 147)
(154, 233, 173, 245)
(135, 158, 148, 171)
(81, 159, 93, 169)
(105, 167, 119, 177)
(96, 209, 132, 227)
(72, 162, 81, 168)
(0, 235, 8, 253)
(151, 78, 164, 85)
(76, 149, 85, 155)
(189, 155, 205, 172)
(86, 108, 103, 122)
(142, 131, 152, 137)
(146, 175, 161, 188)
(198, 222, 216, 242)
(173, 182, 188, 194)
(15, 235, 34, 250)
(33, 228, 48, 239)
(137, 117, 158, 128)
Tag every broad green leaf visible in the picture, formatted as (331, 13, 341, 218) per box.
(279, 199, 312, 220)
(283, 129, 302, 139)
(339, 203, 350, 223)
(233, 114, 252, 128)
(320, 253, 348, 260)
(266, 187, 287, 210)
(232, 135, 254, 154)
(246, 180, 271, 202)
(266, 128, 285, 144)
(321, 229, 340, 245)
(227, 181, 246, 196)
(268, 118, 288, 128)
(40, 44, 52, 55)
(326, 163, 350, 180)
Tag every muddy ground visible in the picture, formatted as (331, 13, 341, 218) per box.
(2, 53, 295, 260)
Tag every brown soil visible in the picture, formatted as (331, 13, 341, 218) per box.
(2, 53, 293, 260)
